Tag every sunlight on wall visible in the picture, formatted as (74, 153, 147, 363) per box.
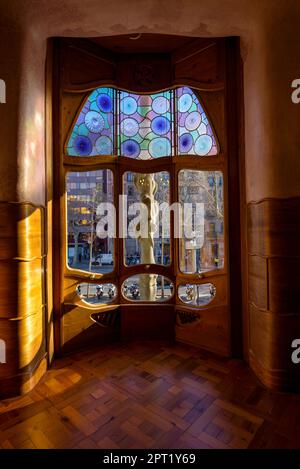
(19, 95, 45, 203)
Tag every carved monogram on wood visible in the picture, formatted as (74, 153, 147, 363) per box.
(176, 310, 200, 325)
(134, 64, 154, 87)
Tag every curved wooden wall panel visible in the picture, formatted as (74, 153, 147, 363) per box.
(19, 308, 46, 370)
(248, 198, 300, 391)
(175, 305, 230, 356)
(0, 262, 19, 318)
(0, 202, 46, 398)
(0, 320, 19, 379)
(62, 304, 119, 354)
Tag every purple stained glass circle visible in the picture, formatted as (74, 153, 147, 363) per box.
(73, 136, 92, 156)
(179, 133, 193, 153)
(121, 118, 139, 137)
(152, 96, 169, 114)
(97, 93, 112, 113)
(178, 93, 193, 113)
(121, 139, 140, 158)
(151, 116, 170, 135)
(185, 111, 201, 131)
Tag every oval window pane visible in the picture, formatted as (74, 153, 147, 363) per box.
(122, 275, 174, 302)
(178, 283, 216, 306)
(77, 283, 117, 304)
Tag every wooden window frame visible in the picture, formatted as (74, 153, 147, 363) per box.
(50, 36, 245, 359)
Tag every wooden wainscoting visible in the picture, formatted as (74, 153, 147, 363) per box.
(0, 201, 47, 398)
(62, 304, 120, 354)
(175, 305, 230, 357)
(120, 305, 175, 343)
(248, 197, 300, 391)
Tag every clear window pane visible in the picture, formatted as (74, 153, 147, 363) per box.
(123, 171, 171, 266)
(77, 283, 117, 304)
(178, 170, 224, 273)
(122, 275, 174, 302)
(67, 169, 114, 273)
(178, 283, 216, 306)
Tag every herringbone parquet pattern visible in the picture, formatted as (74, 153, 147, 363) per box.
(0, 342, 300, 449)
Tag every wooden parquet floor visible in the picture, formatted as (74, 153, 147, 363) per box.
(1, 342, 300, 449)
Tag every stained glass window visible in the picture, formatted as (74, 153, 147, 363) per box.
(66, 87, 115, 156)
(176, 87, 217, 156)
(66, 86, 217, 158)
(119, 91, 172, 159)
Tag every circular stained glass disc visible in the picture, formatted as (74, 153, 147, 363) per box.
(121, 140, 140, 158)
(73, 136, 92, 156)
(178, 93, 193, 113)
(179, 133, 193, 153)
(152, 96, 170, 114)
(95, 135, 113, 155)
(149, 137, 171, 158)
(185, 111, 201, 131)
(194, 135, 213, 156)
(121, 96, 138, 115)
(121, 118, 139, 137)
(151, 116, 170, 136)
(97, 93, 112, 112)
(84, 111, 105, 133)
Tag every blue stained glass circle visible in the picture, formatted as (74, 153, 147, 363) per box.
(121, 140, 140, 158)
(179, 133, 193, 153)
(152, 96, 170, 114)
(95, 136, 113, 155)
(97, 93, 112, 112)
(151, 116, 170, 135)
(185, 111, 201, 131)
(121, 96, 138, 115)
(194, 135, 213, 156)
(178, 93, 193, 113)
(84, 111, 105, 133)
(121, 118, 139, 137)
(149, 137, 171, 158)
(73, 136, 92, 156)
